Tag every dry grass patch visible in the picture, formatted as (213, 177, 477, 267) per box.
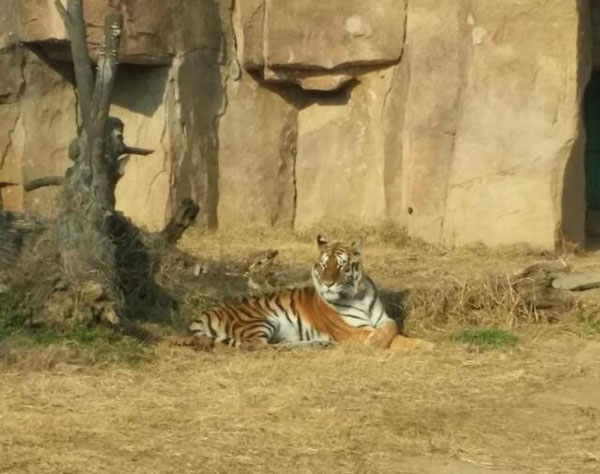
(1, 338, 598, 474)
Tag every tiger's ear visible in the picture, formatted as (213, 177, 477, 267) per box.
(350, 236, 365, 256)
(317, 234, 328, 250)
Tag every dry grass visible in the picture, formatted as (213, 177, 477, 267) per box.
(2, 226, 600, 473)
(1, 338, 599, 474)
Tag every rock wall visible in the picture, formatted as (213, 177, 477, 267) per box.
(0, 0, 594, 248)
(400, 0, 588, 248)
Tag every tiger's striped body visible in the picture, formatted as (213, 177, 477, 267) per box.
(187, 236, 431, 351)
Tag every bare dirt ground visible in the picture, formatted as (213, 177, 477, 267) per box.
(1, 229, 600, 474)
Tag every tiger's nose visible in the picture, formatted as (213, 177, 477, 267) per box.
(323, 281, 335, 288)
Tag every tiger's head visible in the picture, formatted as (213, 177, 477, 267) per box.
(312, 235, 364, 302)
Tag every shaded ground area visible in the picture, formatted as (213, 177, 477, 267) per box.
(1, 229, 600, 473)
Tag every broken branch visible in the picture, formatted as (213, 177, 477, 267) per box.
(160, 198, 200, 245)
(122, 146, 154, 156)
(24, 177, 65, 192)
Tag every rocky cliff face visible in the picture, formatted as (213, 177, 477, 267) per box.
(0, 0, 595, 249)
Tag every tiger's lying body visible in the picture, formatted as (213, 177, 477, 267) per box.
(185, 236, 432, 351)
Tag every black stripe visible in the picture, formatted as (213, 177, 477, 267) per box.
(206, 315, 218, 338)
(224, 317, 232, 337)
(221, 305, 244, 323)
(274, 296, 288, 317)
(297, 310, 304, 341)
(331, 301, 369, 319)
(239, 298, 262, 319)
(244, 327, 266, 338)
(272, 292, 294, 325)
(263, 320, 277, 338)
(368, 296, 377, 314)
(238, 306, 262, 321)
(247, 296, 269, 317)
(264, 297, 279, 316)
(366, 277, 379, 314)
(365, 276, 379, 295)
(374, 307, 385, 327)
(227, 300, 259, 322)
(286, 289, 299, 325)
(340, 312, 369, 322)
(240, 325, 262, 339)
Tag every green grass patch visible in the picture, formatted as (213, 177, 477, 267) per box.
(0, 292, 154, 365)
(580, 319, 600, 336)
(452, 327, 518, 349)
(575, 307, 600, 336)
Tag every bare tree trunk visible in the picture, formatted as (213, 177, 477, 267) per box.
(5, 1, 200, 327)
(53, 1, 126, 320)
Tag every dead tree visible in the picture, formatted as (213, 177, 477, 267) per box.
(2, 1, 200, 327)
(49, 1, 147, 322)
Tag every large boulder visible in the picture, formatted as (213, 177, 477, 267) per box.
(294, 71, 394, 229)
(400, 0, 587, 248)
(236, 0, 406, 91)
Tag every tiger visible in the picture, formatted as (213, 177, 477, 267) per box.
(182, 235, 433, 352)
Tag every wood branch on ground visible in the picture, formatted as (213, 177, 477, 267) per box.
(159, 198, 200, 245)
